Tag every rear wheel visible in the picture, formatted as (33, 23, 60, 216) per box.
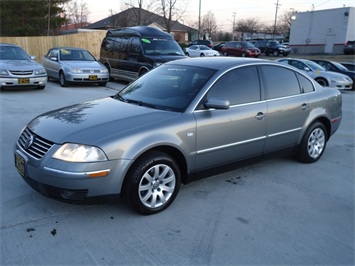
(273, 50, 279, 56)
(241, 52, 246, 57)
(122, 151, 181, 215)
(223, 51, 228, 56)
(200, 53, 205, 57)
(297, 122, 327, 163)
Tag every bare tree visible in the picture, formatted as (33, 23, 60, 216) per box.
(277, 8, 297, 39)
(158, 0, 187, 33)
(235, 18, 262, 40)
(201, 11, 217, 40)
(65, 0, 90, 26)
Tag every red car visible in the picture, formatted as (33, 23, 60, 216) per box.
(222, 41, 261, 57)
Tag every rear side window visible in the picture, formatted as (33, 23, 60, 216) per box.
(297, 73, 315, 93)
(261, 65, 301, 99)
(207, 66, 261, 105)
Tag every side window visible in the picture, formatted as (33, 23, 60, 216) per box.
(207, 66, 260, 105)
(297, 73, 315, 93)
(261, 65, 301, 99)
(130, 37, 142, 53)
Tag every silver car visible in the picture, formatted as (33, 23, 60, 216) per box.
(276, 58, 353, 90)
(14, 57, 342, 214)
(185, 45, 220, 57)
(42, 47, 109, 87)
(0, 43, 47, 90)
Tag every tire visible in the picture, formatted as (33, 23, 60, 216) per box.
(200, 53, 205, 57)
(223, 51, 228, 56)
(36, 85, 45, 90)
(273, 50, 279, 56)
(59, 71, 68, 87)
(297, 122, 327, 163)
(99, 82, 107, 87)
(241, 52, 246, 57)
(186, 52, 190, 57)
(315, 78, 328, 87)
(122, 151, 181, 215)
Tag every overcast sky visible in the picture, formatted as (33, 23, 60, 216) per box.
(86, 0, 355, 30)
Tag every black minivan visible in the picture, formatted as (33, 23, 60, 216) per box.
(100, 26, 186, 82)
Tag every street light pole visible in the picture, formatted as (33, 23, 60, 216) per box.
(198, 0, 201, 39)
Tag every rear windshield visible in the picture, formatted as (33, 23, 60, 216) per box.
(141, 38, 185, 56)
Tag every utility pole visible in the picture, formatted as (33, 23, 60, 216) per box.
(198, 0, 201, 39)
(232, 12, 236, 41)
(273, 0, 281, 39)
(47, 0, 51, 36)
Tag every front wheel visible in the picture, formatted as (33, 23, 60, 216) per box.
(297, 122, 327, 163)
(315, 78, 328, 87)
(59, 71, 68, 87)
(273, 50, 279, 56)
(122, 151, 181, 215)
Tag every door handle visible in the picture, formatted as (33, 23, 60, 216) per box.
(255, 112, 265, 120)
(301, 103, 310, 110)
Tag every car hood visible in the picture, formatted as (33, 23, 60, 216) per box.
(61, 61, 104, 68)
(28, 97, 181, 144)
(0, 59, 43, 70)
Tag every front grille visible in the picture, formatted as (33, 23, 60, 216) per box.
(82, 70, 101, 74)
(22, 175, 88, 201)
(9, 70, 33, 75)
(18, 127, 54, 159)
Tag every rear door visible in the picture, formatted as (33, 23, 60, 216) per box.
(259, 65, 313, 152)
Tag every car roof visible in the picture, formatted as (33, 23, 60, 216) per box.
(50, 47, 86, 50)
(165, 57, 276, 70)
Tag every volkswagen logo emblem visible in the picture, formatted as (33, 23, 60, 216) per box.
(24, 135, 34, 150)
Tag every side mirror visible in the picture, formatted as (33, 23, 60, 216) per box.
(304, 67, 311, 71)
(204, 96, 230, 110)
(30, 55, 36, 60)
(50, 56, 58, 61)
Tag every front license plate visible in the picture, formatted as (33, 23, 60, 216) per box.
(89, 75, 97, 80)
(19, 78, 30, 84)
(15, 153, 26, 177)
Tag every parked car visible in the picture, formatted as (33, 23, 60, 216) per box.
(254, 40, 291, 56)
(0, 43, 47, 90)
(188, 39, 213, 48)
(42, 47, 109, 87)
(343, 41, 355, 55)
(311, 59, 355, 90)
(276, 58, 353, 90)
(221, 41, 261, 57)
(212, 42, 225, 53)
(100, 26, 186, 82)
(15, 57, 342, 215)
(340, 62, 355, 71)
(185, 45, 220, 57)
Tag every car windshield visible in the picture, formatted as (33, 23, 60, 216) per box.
(60, 49, 96, 61)
(333, 61, 348, 71)
(141, 38, 185, 56)
(200, 46, 210, 50)
(115, 64, 216, 112)
(242, 42, 255, 48)
(0, 46, 30, 60)
(303, 60, 325, 71)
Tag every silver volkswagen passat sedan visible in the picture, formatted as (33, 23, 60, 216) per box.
(42, 47, 109, 87)
(14, 57, 342, 214)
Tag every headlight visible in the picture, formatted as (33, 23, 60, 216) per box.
(100, 68, 108, 73)
(34, 68, 46, 75)
(331, 76, 348, 82)
(0, 69, 9, 75)
(52, 143, 108, 162)
(71, 68, 83, 73)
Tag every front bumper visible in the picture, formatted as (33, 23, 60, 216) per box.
(65, 73, 109, 83)
(331, 80, 353, 90)
(0, 76, 47, 87)
(14, 144, 130, 201)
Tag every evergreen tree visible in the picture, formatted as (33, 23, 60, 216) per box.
(0, 0, 69, 36)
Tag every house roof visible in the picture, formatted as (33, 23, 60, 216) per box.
(85, 7, 197, 33)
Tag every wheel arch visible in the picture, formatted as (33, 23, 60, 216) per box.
(299, 115, 331, 144)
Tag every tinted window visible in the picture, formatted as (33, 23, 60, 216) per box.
(207, 66, 260, 105)
(130, 37, 142, 53)
(297, 73, 314, 93)
(261, 65, 300, 99)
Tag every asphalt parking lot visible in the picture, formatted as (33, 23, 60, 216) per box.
(1, 81, 354, 265)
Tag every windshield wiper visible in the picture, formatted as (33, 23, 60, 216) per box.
(113, 94, 126, 102)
